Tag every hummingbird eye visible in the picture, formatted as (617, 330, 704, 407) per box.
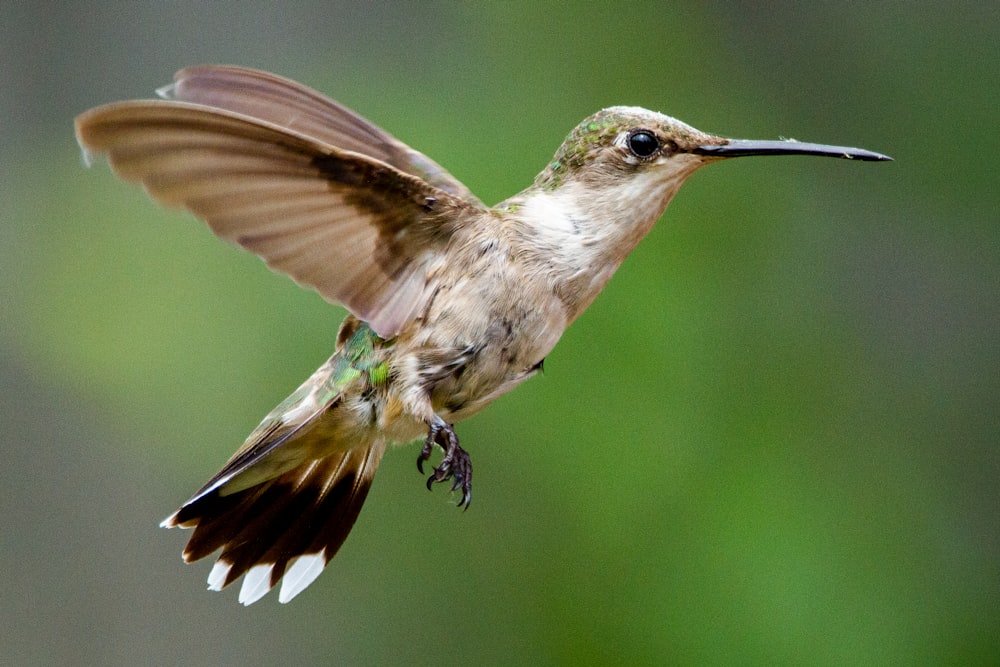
(626, 130, 660, 158)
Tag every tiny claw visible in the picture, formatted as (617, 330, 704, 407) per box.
(455, 478, 471, 509)
(455, 468, 472, 509)
(418, 416, 473, 508)
(416, 437, 434, 474)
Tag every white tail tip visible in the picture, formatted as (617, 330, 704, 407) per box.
(207, 560, 232, 592)
(238, 564, 275, 606)
(279, 551, 327, 604)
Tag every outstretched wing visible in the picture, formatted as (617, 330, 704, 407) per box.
(161, 64, 484, 206)
(75, 98, 481, 338)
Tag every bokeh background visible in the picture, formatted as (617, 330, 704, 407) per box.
(2, 2, 997, 664)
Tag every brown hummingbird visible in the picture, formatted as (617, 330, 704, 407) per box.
(74, 65, 891, 605)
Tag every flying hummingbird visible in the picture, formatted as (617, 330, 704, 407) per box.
(75, 65, 891, 605)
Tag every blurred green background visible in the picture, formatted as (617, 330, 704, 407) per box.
(2, 2, 997, 664)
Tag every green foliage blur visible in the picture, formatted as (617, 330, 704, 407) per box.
(2, 2, 997, 664)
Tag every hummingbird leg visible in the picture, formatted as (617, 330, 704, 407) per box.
(416, 416, 472, 508)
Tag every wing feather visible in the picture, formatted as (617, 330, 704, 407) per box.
(75, 101, 481, 337)
(162, 64, 484, 204)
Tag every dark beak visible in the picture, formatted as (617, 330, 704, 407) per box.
(695, 139, 892, 162)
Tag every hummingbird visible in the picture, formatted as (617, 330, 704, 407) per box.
(74, 65, 891, 605)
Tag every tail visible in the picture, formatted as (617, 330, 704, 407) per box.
(161, 320, 392, 604)
(162, 441, 384, 605)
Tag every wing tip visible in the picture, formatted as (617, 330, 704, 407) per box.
(155, 82, 177, 100)
(79, 145, 96, 168)
(73, 116, 100, 168)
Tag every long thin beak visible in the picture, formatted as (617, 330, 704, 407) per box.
(695, 139, 892, 162)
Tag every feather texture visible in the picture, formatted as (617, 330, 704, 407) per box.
(165, 442, 385, 604)
(161, 64, 484, 205)
(159, 321, 394, 603)
(75, 98, 479, 338)
(76, 67, 893, 606)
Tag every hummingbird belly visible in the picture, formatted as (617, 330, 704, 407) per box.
(403, 261, 567, 425)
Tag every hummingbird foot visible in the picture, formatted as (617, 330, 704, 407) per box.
(417, 417, 472, 508)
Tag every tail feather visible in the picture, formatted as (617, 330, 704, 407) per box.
(163, 440, 385, 604)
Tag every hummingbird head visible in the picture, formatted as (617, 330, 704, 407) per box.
(512, 107, 890, 322)
(533, 106, 722, 194)
(534, 106, 890, 194)
(522, 107, 733, 259)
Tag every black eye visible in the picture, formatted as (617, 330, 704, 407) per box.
(627, 130, 660, 158)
